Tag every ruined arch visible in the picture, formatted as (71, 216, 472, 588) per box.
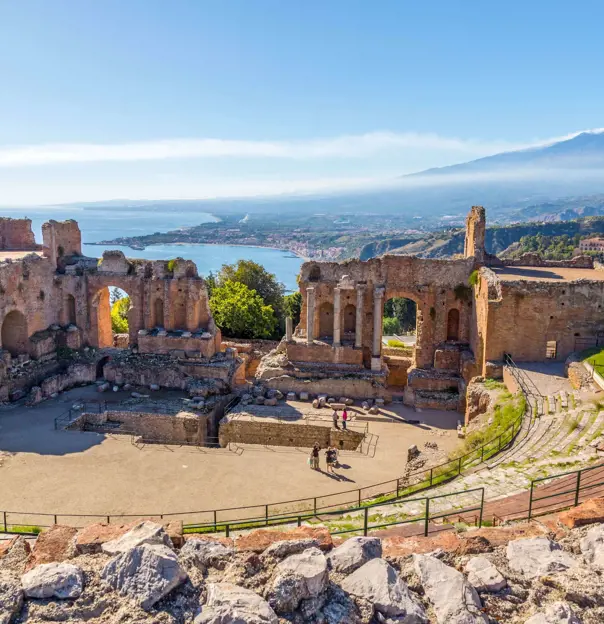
(1, 310, 28, 356)
(65, 294, 76, 325)
(173, 295, 187, 330)
(319, 302, 334, 338)
(447, 308, 460, 341)
(153, 298, 164, 328)
(308, 265, 321, 282)
(91, 285, 134, 348)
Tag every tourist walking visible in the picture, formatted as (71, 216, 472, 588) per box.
(342, 408, 348, 430)
(332, 409, 340, 429)
(310, 443, 320, 470)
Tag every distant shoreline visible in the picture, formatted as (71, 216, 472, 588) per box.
(86, 239, 310, 261)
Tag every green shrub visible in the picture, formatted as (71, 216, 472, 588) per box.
(382, 316, 401, 335)
(468, 270, 479, 286)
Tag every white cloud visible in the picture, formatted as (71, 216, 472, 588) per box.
(0, 131, 524, 167)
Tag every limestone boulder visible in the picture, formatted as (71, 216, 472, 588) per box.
(101, 520, 172, 555)
(0, 573, 23, 624)
(341, 558, 427, 623)
(196, 582, 278, 624)
(261, 538, 320, 560)
(414, 554, 487, 624)
(579, 523, 604, 568)
(524, 601, 581, 624)
(180, 536, 234, 569)
(506, 537, 577, 579)
(465, 556, 507, 592)
(268, 547, 328, 613)
(101, 543, 187, 611)
(21, 562, 84, 599)
(27, 524, 78, 567)
(558, 497, 604, 528)
(328, 536, 382, 574)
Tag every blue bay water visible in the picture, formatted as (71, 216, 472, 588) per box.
(4, 207, 303, 292)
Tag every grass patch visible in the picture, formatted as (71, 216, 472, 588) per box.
(483, 378, 506, 391)
(568, 417, 580, 433)
(386, 339, 413, 354)
(4, 525, 42, 535)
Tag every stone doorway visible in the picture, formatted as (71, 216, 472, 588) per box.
(447, 308, 460, 341)
(319, 302, 334, 338)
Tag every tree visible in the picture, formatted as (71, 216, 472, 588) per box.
(205, 271, 217, 296)
(210, 280, 277, 339)
(110, 287, 123, 306)
(383, 316, 401, 335)
(111, 296, 130, 334)
(217, 260, 285, 319)
(284, 292, 302, 326)
(384, 297, 416, 332)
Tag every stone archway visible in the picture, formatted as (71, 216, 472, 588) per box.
(90, 285, 134, 348)
(319, 302, 334, 338)
(1, 310, 28, 356)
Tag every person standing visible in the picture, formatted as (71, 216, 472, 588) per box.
(310, 443, 320, 470)
(332, 409, 340, 429)
(342, 408, 348, 430)
(325, 446, 336, 474)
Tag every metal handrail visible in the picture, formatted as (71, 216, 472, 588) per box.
(504, 354, 543, 398)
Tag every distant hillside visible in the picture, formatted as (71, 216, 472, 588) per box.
(365, 215, 604, 260)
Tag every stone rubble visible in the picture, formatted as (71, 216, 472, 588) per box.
(2, 509, 604, 622)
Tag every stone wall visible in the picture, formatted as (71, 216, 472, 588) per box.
(0, 217, 38, 250)
(383, 354, 412, 387)
(76, 409, 207, 445)
(138, 331, 216, 358)
(481, 278, 604, 365)
(286, 340, 363, 365)
(218, 416, 364, 450)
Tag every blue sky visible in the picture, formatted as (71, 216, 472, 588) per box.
(1, 0, 603, 205)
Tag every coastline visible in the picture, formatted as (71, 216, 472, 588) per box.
(86, 239, 311, 261)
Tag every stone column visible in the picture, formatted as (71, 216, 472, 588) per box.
(355, 284, 365, 348)
(306, 287, 315, 345)
(372, 287, 385, 370)
(333, 287, 341, 347)
(285, 316, 293, 342)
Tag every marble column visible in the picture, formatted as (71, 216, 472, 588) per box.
(355, 285, 365, 348)
(372, 287, 385, 370)
(285, 316, 293, 341)
(333, 287, 341, 347)
(306, 287, 315, 345)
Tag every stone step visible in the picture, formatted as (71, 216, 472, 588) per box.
(560, 390, 568, 410)
(512, 415, 566, 464)
(538, 411, 590, 459)
(548, 395, 557, 414)
(536, 397, 545, 416)
(486, 412, 536, 469)
(574, 411, 604, 450)
(557, 411, 595, 455)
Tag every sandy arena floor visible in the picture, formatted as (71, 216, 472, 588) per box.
(0, 386, 460, 526)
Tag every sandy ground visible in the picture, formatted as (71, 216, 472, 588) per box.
(493, 265, 604, 282)
(0, 386, 459, 526)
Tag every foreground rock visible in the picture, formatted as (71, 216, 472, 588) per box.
(21, 562, 84, 599)
(0, 573, 23, 624)
(464, 556, 507, 592)
(101, 543, 187, 610)
(579, 523, 604, 568)
(101, 520, 172, 555)
(268, 547, 328, 613)
(524, 601, 582, 624)
(414, 554, 487, 624)
(328, 536, 382, 574)
(341, 558, 427, 623)
(506, 537, 576, 579)
(196, 582, 278, 624)
(181, 536, 234, 569)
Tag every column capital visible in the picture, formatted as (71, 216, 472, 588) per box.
(356, 282, 367, 292)
(374, 286, 386, 298)
(306, 286, 315, 293)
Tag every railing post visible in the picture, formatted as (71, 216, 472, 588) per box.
(396, 478, 400, 498)
(226, 524, 230, 538)
(430, 468, 433, 486)
(528, 481, 534, 520)
(458, 456, 462, 475)
(358, 489, 362, 506)
(313, 497, 317, 516)
(424, 497, 430, 537)
(574, 470, 582, 507)
(213, 510, 217, 532)
(106, 515, 110, 524)
(3, 511, 6, 533)
(480, 445, 484, 463)
(497, 435, 502, 451)
(54, 514, 58, 525)
(479, 488, 484, 528)
(363, 507, 369, 536)
(297, 515, 302, 527)
(265, 504, 269, 526)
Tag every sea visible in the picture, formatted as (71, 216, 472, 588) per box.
(2, 207, 303, 292)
